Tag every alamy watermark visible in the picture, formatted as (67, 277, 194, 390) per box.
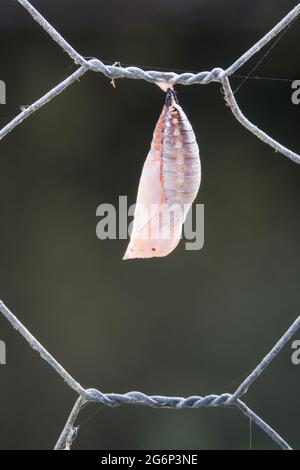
(0, 340, 6, 365)
(291, 340, 300, 365)
(291, 80, 300, 105)
(96, 196, 204, 251)
(0, 80, 6, 104)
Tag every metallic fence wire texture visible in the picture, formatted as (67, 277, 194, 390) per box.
(0, 0, 300, 450)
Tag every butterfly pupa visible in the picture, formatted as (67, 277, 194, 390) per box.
(123, 88, 201, 260)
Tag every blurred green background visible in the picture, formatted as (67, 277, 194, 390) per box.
(0, 0, 299, 450)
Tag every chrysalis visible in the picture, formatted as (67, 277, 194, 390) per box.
(123, 88, 201, 260)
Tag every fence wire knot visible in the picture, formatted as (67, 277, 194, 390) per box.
(1, 0, 300, 451)
(0, 299, 299, 450)
(0, 1, 299, 164)
(0, 1, 300, 164)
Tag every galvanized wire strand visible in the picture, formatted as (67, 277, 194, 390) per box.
(0, 299, 298, 450)
(1, 0, 300, 451)
(229, 315, 300, 402)
(0, 65, 88, 141)
(0, 300, 89, 399)
(16, 0, 300, 85)
(0, 0, 299, 167)
(221, 76, 300, 164)
(54, 392, 292, 451)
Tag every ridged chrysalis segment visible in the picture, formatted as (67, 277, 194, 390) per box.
(123, 91, 201, 260)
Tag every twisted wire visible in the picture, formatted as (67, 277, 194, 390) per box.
(1, 0, 300, 452)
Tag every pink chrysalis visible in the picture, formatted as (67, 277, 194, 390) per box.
(123, 87, 201, 260)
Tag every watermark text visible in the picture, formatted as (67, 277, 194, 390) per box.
(291, 340, 300, 365)
(0, 340, 6, 365)
(96, 196, 204, 251)
(0, 80, 6, 104)
(291, 80, 300, 105)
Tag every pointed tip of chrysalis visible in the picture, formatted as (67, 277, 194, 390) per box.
(122, 246, 133, 260)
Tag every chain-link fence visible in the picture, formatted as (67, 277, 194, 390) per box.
(1, 0, 300, 450)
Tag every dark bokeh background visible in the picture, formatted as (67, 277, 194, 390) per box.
(0, 0, 299, 450)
